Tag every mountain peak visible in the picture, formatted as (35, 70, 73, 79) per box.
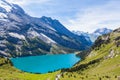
(40, 16, 59, 23)
(41, 16, 52, 19)
(0, 0, 92, 57)
(0, 0, 25, 14)
(72, 28, 113, 42)
(94, 28, 112, 35)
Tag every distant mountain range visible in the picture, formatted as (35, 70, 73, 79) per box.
(72, 28, 112, 42)
(0, 0, 92, 57)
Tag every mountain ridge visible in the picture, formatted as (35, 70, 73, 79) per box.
(72, 28, 113, 42)
(0, 0, 92, 57)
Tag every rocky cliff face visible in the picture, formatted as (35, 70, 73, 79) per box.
(0, 0, 92, 57)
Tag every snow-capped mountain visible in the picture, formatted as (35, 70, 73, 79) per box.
(72, 28, 112, 42)
(72, 30, 91, 43)
(72, 31, 88, 36)
(93, 28, 112, 35)
(91, 28, 112, 42)
(0, 0, 92, 57)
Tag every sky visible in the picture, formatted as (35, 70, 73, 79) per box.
(8, 0, 120, 33)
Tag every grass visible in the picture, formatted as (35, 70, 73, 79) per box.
(0, 57, 60, 80)
(60, 31, 120, 80)
(60, 48, 120, 80)
(0, 29, 120, 80)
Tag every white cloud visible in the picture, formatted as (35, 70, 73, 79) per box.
(8, 0, 51, 6)
(65, 0, 120, 33)
(7, 0, 120, 33)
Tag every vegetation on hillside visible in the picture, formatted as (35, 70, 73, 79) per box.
(0, 57, 60, 80)
(0, 28, 119, 80)
(60, 28, 120, 80)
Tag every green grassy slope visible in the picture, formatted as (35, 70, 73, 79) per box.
(0, 28, 119, 80)
(60, 28, 120, 80)
(0, 57, 60, 80)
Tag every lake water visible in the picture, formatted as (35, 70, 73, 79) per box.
(11, 54, 80, 74)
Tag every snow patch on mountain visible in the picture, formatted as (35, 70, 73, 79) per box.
(0, 12, 7, 18)
(9, 33, 25, 40)
(40, 33, 56, 44)
(0, 50, 8, 56)
(94, 28, 112, 35)
(0, 0, 12, 12)
(27, 29, 56, 44)
(0, 12, 8, 21)
(72, 30, 88, 36)
(27, 30, 40, 38)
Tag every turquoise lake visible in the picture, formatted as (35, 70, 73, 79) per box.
(11, 54, 80, 74)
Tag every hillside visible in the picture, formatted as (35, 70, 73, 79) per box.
(60, 28, 120, 80)
(0, 28, 119, 80)
(0, 57, 61, 80)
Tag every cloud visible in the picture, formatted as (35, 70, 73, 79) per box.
(8, 0, 51, 6)
(8, 0, 120, 33)
(8, 0, 52, 17)
(65, 0, 120, 33)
